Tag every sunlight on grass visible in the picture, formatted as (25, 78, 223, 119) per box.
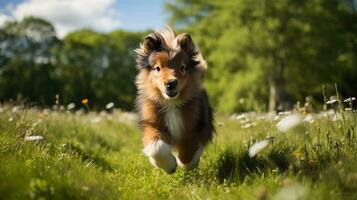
(0, 102, 356, 199)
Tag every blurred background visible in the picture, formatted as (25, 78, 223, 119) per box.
(0, 0, 356, 113)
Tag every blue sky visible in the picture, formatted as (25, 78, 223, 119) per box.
(0, 0, 168, 37)
(117, 0, 168, 31)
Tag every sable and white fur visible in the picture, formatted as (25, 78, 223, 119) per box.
(135, 27, 214, 174)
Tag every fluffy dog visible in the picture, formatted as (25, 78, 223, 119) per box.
(134, 27, 214, 174)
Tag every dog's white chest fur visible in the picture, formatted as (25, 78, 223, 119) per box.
(164, 104, 184, 141)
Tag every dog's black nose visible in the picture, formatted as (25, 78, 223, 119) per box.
(165, 79, 177, 90)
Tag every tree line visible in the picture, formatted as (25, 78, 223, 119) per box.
(0, 17, 144, 110)
(166, 0, 357, 112)
(1, 0, 357, 113)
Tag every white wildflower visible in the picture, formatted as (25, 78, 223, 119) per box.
(276, 114, 302, 132)
(90, 116, 102, 124)
(116, 112, 137, 124)
(58, 153, 65, 160)
(239, 98, 245, 104)
(326, 96, 338, 105)
(25, 135, 43, 141)
(242, 122, 256, 129)
(303, 114, 314, 124)
(272, 183, 307, 200)
(32, 121, 41, 127)
(332, 113, 342, 121)
(272, 168, 279, 173)
(43, 109, 51, 116)
(321, 110, 335, 118)
(248, 138, 273, 158)
(99, 111, 107, 116)
(321, 111, 329, 117)
(344, 97, 356, 103)
(217, 122, 225, 127)
(8, 117, 13, 122)
(278, 111, 292, 115)
(85, 160, 94, 167)
(240, 118, 250, 124)
(236, 114, 246, 120)
(257, 115, 268, 120)
(67, 102, 76, 110)
(242, 123, 251, 128)
(81, 186, 89, 191)
(326, 99, 338, 105)
(273, 115, 281, 121)
(75, 109, 84, 116)
(12, 106, 20, 113)
(105, 102, 115, 110)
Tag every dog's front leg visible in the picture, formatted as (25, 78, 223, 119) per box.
(142, 127, 177, 174)
(176, 140, 203, 171)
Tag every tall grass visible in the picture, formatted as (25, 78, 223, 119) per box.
(0, 99, 356, 199)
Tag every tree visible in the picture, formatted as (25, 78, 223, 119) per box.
(165, 0, 357, 113)
(0, 17, 144, 110)
(54, 29, 144, 109)
(0, 16, 60, 105)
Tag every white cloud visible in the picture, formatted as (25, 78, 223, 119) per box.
(0, 14, 11, 25)
(0, 0, 121, 37)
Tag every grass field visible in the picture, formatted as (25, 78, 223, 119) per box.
(0, 102, 357, 200)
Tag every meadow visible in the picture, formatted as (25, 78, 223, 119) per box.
(0, 98, 356, 200)
(1, 0, 356, 199)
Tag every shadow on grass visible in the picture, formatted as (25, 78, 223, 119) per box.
(214, 147, 292, 183)
(61, 142, 113, 171)
(174, 146, 297, 185)
(212, 143, 354, 184)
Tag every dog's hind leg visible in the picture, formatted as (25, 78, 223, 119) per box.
(143, 139, 177, 174)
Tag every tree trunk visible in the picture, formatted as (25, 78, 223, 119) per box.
(268, 53, 289, 113)
(268, 77, 277, 114)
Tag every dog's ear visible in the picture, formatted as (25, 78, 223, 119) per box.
(135, 33, 164, 70)
(177, 33, 200, 68)
(176, 33, 199, 57)
(143, 33, 164, 52)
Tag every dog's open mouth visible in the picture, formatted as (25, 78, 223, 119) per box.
(166, 91, 178, 98)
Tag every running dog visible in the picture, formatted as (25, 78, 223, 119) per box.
(134, 27, 214, 174)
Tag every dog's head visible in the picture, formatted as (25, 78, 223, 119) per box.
(135, 28, 206, 102)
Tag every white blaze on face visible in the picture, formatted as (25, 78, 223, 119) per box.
(276, 113, 302, 132)
(164, 104, 184, 141)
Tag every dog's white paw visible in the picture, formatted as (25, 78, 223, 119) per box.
(143, 140, 177, 174)
(149, 154, 177, 174)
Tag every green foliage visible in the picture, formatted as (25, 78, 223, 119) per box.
(1, 1, 357, 113)
(0, 17, 144, 110)
(54, 29, 143, 109)
(166, 0, 357, 112)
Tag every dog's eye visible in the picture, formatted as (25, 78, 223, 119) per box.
(181, 65, 186, 74)
(154, 66, 160, 72)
